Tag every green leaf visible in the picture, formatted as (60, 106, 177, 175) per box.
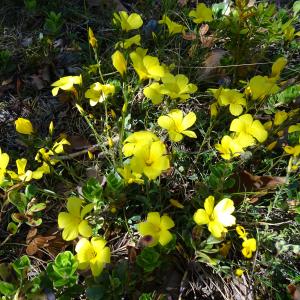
(0, 281, 15, 296)
(82, 177, 103, 203)
(293, 1, 300, 16)
(12, 255, 31, 279)
(7, 222, 18, 235)
(136, 248, 161, 273)
(28, 203, 46, 213)
(8, 190, 28, 213)
(25, 184, 38, 200)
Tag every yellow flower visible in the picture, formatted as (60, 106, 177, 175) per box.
(15, 118, 34, 135)
(271, 57, 287, 80)
(248, 75, 279, 100)
(212, 88, 246, 116)
(85, 82, 115, 106)
(215, 135, 244, 160)
(0, 149, 9, 184)
(284, 145, 300, 157)
(51, 75, 82, 96)
(130, 48, 165, 81)
(8, 158, 47, 182)
(143, 82, 164, 104)
(188, 3, 213, 24)
(58, 197, 94, 241)
(236, 225, 248, 240)
(116, 34, 141, 49)
(274, 111, 288, 126)
(158, 15, 187, 35)
(157, 109, 197, 142)
(122, 131, 159, 157)
(235, 268, 244, 277)
(117, 164, 144, 185)
(160, 73, 197, 101)
(242, 238, 257, 258)
(113, 11, 143, 32)
(137, 212, 175, 247)
(88, 27, 97, 48)
(75, 237, 110, 277)
(230, 114, 268, 147)
(129, 140, 170, 180)
(193, 196, 236, 238)
(111, 50, 127, 77)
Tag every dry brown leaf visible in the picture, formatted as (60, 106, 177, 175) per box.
(288, 285, 300, 300)
(182, 32, 197, 41)
(199, 24, 209, 36)
(198, 49, 227, 80)
(238, 170, 286, 191)
(178, 0, 188, 7)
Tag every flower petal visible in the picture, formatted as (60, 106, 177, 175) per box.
(181, 112, 196, 130)
(67, 197, 82, 217)
(160, 215, 175, 230)
(147, 212, 161, 227)
(62, 225, 79, 241)
(193, 209, 209, 225)
(78, 220, 92, 238)
(204, 196, 215, 216)
(158, 230, 173, 246)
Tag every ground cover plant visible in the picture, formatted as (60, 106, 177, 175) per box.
(0, 0, 300, 299)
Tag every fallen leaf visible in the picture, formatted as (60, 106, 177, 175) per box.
(178, 0, 188, 7)
(288, 284, 300, 300)
(182, 32, 197, 41)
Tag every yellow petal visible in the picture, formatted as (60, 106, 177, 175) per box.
(0, 153, 9, 170)
(143, 83, 164, 105)
(75, 238, 94, 263)
(229, 103, 243, 116)
(127, 13, 143, 31)
(208, 220, 225, 238)
(62, 225, 79, 241)
(112, 50, 127, 77)
(67, 197, 82, 217)
(147, 212, 161, 227)
(15, 118, 34, 135)
(78, 220, 92, 238)
(182, 112, 196, 130)
(158, 116, 175, 130)
(274, 111, 288, 126)
(182, 130, 197, 138)
(204, 195, 214, 216)
(160, 215, 175, 230)
(16, 158, 27, 175)
(249, 120, 268, 143)
(138, 221, 157, 236)
(271, 57, 287, 79)
(158, 230, 173, 246)
(168, 130, 183, 142)
(193, 209, 209, 225)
